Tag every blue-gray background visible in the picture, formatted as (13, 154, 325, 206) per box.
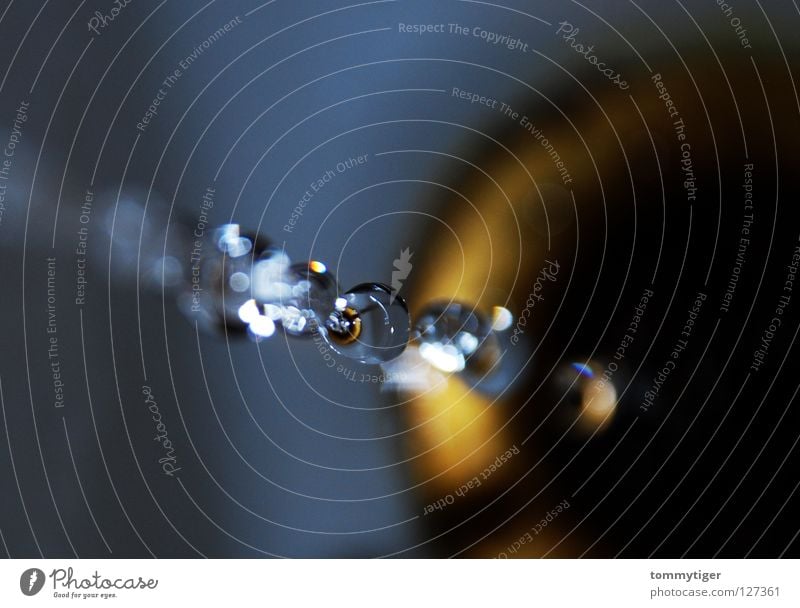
(0, 0, 798, 557)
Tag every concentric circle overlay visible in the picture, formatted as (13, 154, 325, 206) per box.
(0, 0, 798, 559)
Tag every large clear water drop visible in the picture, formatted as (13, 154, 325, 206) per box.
(415, 301, 501, 378)
(321, 283, 410, 364)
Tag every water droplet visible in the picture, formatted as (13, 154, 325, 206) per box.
(280, 260, 339, 336)
(229, 271, 250, 292)
(322, 283, 410, 364)
(237, 299, 276, 340)
(237, 299, 262, 324)
(215, 223, 254, 258)
(415, 301, 500, 377)
(179, 224, 268, 333)
(553, 360, 617, 429)
(491, 306, 514, 332)
(215, 226, 268, 326)
(250, 251, 341, 336)
(237, 299, 277, 340)
(249, 315, 276, 339)
(251, 248, 292, 303)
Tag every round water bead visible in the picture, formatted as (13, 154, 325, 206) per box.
(179, 224, 269, 333)
(250, 247, 292, 304)
(251, 259, 339, 336)
(552, 361, 617, 429)
(414, 301, 501, 377)
(322, 283, 410, 364)
(281, 261, 339, 336)
(237, 298, 277, 341)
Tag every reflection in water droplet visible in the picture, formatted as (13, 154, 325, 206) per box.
(215, 224, 253, 258)
(238, 251, 340, 337)
(229, 271, 250, 292)
(379, 344, 449, 394)
(252, 260, 339, 336)
(249, 314, 276, 340)
(325, 304, 361, 344)
(237, 299, 261, 324)
(308, 260, 327, 274)
(251, 248, 292, 304)
(419, 341, 464, 373)
(216, 226, 266, 327)
(570, 361, 594, 378)
(554, 360, 617, 430)
(179, 224, 268, 333)
(275, 261, 339, 336)
(322, 283, 410, 364)
(491, 306, 514, 332)
(237, 299, 276, 340)
(415, 301, 500, 379)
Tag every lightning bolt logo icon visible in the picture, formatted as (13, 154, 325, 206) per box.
(20, 568, 45, 596)
(390, 248, 413, 303)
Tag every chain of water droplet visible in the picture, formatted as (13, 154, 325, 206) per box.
(110, 209, 610, 416)
(154, 223, 508, 375)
